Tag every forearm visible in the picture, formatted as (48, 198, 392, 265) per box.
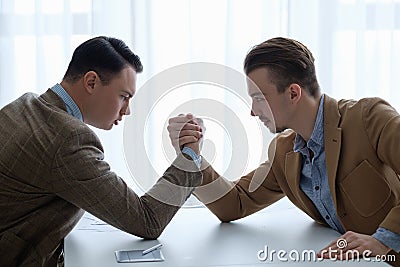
(129, 153, 202, 238)
(194, 160, 284, 222)
(194, 164, 238, 222)
(55, 143, 202, 239)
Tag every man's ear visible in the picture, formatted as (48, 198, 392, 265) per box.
(83, 71, 98, 95)
(288, 83, 302, 103)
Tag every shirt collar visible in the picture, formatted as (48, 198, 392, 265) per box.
(50, 83, 83, 122)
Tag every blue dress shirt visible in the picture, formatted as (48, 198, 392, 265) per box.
(182, 147, 202, 169)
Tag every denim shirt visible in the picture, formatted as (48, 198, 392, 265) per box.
(293, 95, 399, 252)
(294, 95, 345, 233)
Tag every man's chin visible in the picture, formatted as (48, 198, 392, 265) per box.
(275, 127, 287, 133)
(98, 123, 114, 130)
(87, 121, 113, 130)
(265, 125, 286, 134)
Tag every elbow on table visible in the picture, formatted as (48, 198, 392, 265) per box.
(215, 213, 237, 223)
(206, 204, 242, 223)
(140, 231, 162, 240)
(130, 232, 162, 240)
(123, 220, 164, 239)
(131, 228, 163, 240)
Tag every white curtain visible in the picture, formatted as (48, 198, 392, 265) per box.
(1, 0, 399, 193)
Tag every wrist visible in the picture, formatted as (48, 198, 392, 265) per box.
(183, 144, 199, 156)
(181, 147, 202, 169)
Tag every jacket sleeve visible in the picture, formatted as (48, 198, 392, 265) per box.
(50, 129, 202, 239)
(194, 137, 284, 222)
(362, 98, 400, 235)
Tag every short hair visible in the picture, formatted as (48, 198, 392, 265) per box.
(63, 36, 143, 85)
(244, 37, 320, 97)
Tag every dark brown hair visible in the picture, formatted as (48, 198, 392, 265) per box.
(63, 36, 143, 85)
(244, 37, 320, 97)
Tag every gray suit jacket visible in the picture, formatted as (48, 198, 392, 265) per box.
(0, 90, 202, 266)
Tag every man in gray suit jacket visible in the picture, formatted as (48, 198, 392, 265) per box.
(0, 36, 203, 266)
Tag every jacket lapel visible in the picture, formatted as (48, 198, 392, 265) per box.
(285, 151, 302, 199)
(285, 151, 322, 219)
(323, 95, 342, 207)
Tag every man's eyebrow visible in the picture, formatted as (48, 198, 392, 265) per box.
(122, 90, 134, 98)
(250, 92, 264, 98)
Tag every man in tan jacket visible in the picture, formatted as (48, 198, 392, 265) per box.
(0, 36, 202, 266)
(168, 37, 399, 265)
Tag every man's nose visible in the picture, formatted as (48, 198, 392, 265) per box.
(124, 104, 131, 116)
(251, 100, 258, 117)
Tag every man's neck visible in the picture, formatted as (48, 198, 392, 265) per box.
(291, 93, 322, 142)
(60, 80, 86, 120)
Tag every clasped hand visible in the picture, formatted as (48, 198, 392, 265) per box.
(167, 113, 205, 155)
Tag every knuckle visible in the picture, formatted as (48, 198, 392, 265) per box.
(347, 231, 355, 237)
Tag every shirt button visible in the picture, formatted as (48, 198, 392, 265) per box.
(325, 215, 330, 220)
(314, 186, 320, 190)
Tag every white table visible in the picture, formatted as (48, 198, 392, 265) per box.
(65, 198, 389, 266)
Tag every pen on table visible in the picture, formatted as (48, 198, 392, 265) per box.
(142, 243, 163, 255)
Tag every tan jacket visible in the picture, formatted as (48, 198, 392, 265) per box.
(195, 94, 400, 237)
(0, 90, 202, 266)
